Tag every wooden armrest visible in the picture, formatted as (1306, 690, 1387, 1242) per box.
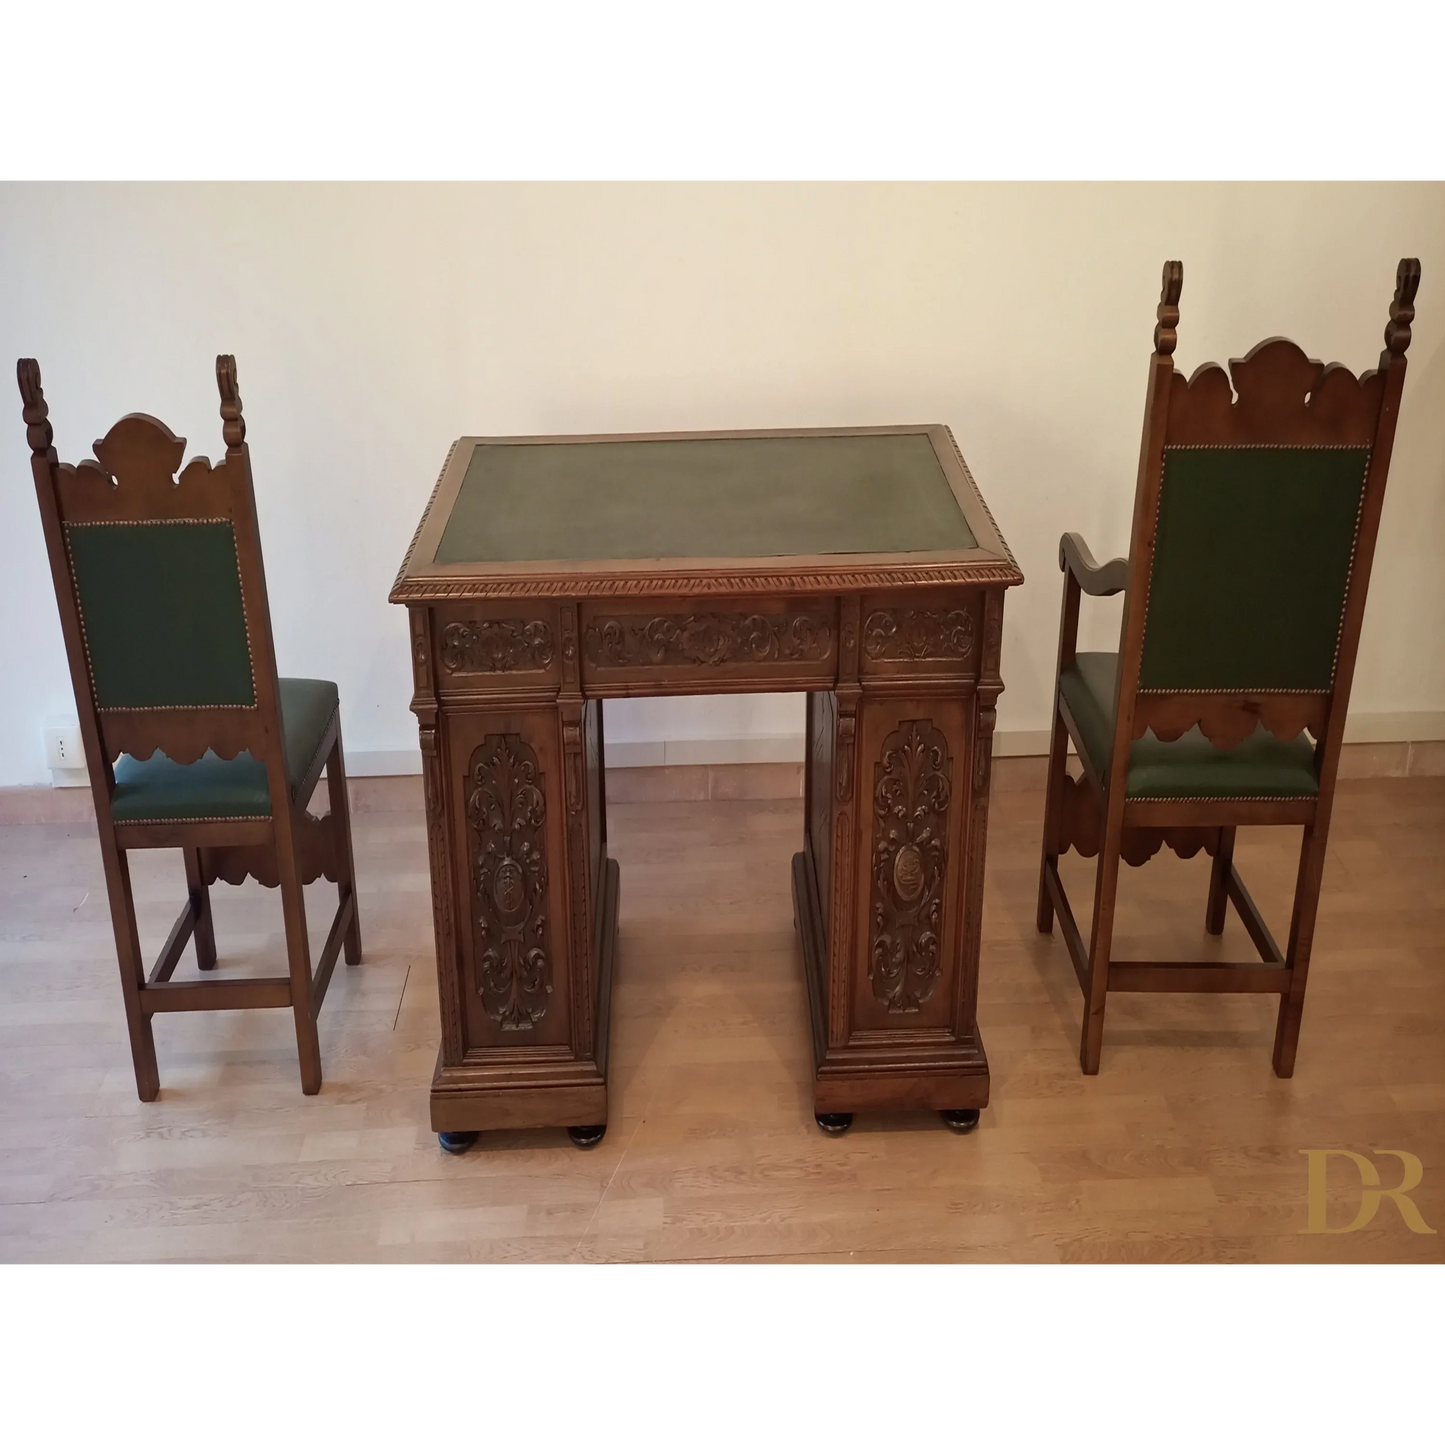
(1059, 532, 1128, 597)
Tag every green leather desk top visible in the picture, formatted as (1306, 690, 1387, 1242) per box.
(435, 433, 975, 564)
(391, 426, 1021, 602)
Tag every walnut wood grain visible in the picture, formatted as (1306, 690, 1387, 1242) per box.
(1131, 692, 1329, 748)
(197, 811, 338, 888)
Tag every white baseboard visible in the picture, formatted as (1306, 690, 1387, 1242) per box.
(608, 735, 806, 768)
(346, 750, 424, 776)
(337, 710, 1445, 776)
(1342, 710, 1445, 744)
(40, 711, 1445, 786)
(993, 729, 1053, 757)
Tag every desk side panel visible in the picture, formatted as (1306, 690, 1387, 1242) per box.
(444, 706, 574, 1054)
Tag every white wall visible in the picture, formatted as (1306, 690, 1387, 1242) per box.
(2, 183, 1442, 786)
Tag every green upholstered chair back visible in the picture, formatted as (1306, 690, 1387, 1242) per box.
(65, 518, 256, 709)
(1139, 443, 1370, 694)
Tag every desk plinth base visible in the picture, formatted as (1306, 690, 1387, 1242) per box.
(791, 850, 991, 1118)
(429, 857, 619, 1137)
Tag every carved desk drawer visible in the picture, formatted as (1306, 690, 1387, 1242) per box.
(579, 597, 839, 696)
(428, 602, 562, 696)
(858, 590, 984, 680)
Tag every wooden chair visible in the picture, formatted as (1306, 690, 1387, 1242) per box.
(1037, 258, 1420, 1077)
(17, 355, 362, 1099)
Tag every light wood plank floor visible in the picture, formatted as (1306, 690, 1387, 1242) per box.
(1, 777, 1441, 1263)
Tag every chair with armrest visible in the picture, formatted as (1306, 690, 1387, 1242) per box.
(1037, 258, 1420, 1076)
(17, 354, 362, 1099)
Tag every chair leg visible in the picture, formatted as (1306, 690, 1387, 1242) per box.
(1080, 833, 1123, 1075)
(183, 846, 218, 970)
(1205, 826, 1235, 936)
(276, 825, 322, 1095)
(326, 732, 363, 967)
(98, 840, 160, 1101)
(1036, 705, 1071, 934)
(1273, 822, 1329, 1078)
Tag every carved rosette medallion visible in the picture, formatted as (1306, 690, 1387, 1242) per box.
(441, 620, 554, 674)
(863, 608, 975, 662)
(868, 720, 952, 1013)
(584, 611, 832, 668)
(467, 734, 552, 1030)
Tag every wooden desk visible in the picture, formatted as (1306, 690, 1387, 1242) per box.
(390, 426, 1022, 1149)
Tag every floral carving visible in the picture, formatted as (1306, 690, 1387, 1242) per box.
(441, 620, 554, 674)
(863, 608, 975, 662)
(584, 611, 832, 668)
(467, 734, 552, 1030)
(869, 720, 951, 1013)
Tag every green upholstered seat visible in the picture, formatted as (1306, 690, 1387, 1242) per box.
(1060, 653, 1318, 801)
(110, 678, 339, 823)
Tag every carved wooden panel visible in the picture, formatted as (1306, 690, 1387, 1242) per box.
(867, 719, 952, 1014)
(858, 593, 982, 677)
(97, 708, 265, 768)
(50, 410, 243, 524)
(1131, 691, 1326, 750)
(584, 608, 832, 669)
(1166, 339, 1385, 447)
(431, 604, 561, 695)
(441, 619, 554, 675)
(863, 607, 975, 662)
(197, 812, 337, 888)
(1058, 771, 1220, 867)
(466, 734, 553, 1030)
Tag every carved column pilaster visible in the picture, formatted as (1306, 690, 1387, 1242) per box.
(956, 587, 1005, 1023)
(827, 594, 861, 1048)
(411, 606, 465, 1064)
(558, 601, 594, 1058)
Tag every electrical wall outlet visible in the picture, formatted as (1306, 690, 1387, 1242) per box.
(44, 722, 85, 772)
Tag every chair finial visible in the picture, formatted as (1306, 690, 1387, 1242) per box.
(1383, 258, 1421, 362)
(1154, 261, 1183, 357)
(216, 354, 246, 451)
(17, 358, 56, 461)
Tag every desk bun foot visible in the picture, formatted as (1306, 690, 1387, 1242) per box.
(567, 1124, 607, 1149)
(438, 1131, 480, 1155)
(815, 1112, 854, 1136)
(940, 1108, 980, 1134)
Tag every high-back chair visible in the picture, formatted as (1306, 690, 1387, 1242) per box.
(1036, 258, 1420, 1077)
(18, 355, 362, 1099)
